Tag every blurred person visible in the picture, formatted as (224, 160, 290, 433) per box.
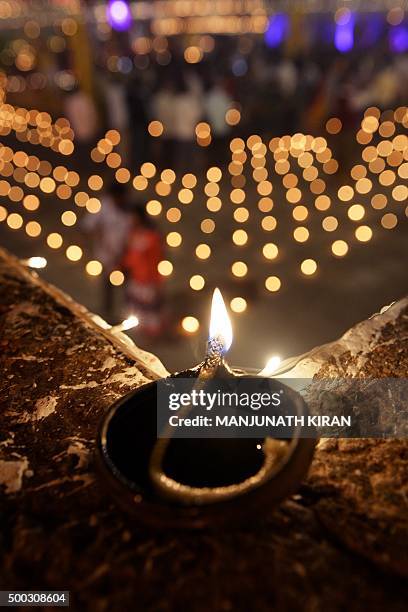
(204, 77, 232, 159)
(82, 182, 130, 317)
(126, 75, 150, 170)
(172, 73, 203, 171)
(102, 75, 130, 160)
(64, 85, 99, 144)
(121, 206, 165, 337)
(152, 78, 176, 166)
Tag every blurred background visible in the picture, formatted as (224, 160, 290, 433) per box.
(0, 0, 407, 371)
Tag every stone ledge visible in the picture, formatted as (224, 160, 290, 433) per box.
(0, 247, 407, 611)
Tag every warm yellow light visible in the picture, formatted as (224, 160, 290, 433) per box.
(66, 245, 83, 261)
(230, 297, 247, 313)
(232, 229, 248, 246)
(190, 275, 205, 290)
(86, 260, 103, 276)
(347, 204, 365, 221)
(182, 173, 197, 188)
(233, 207, 249, 222)
(112, 315, 139, 333)
(167, 232, 182, 247)
(392, 185, 408, 201)
(47, 233, 63, 249)
(182, 316, 200, 334)
(201, 219, 215, 234)
(322, 216, 338, 232)
(23, 195, 39, 211)
(184, 46, 202, 64)
(259, 355, 282, 376)
(195, 243, 211, 259)
(61, 210, 77, 226)
(355, 225, 373, 242)
(258, 197, 273, 212)
(355, 178, 372, 194)
(75, 192, 89, 207)
(161, 169, 176, 184)
(109, 270, 125, 286)
(166, 208, 181, 223)
(300, 259, 317, 275)
(155, 182, 171, 197)
(25, 221, 41, 237)
(86, 198, 101, 214)
(261, 216, 277, 231)
(88, 175, 103, 191)
(207, 167, 222, 182)
(293, 227, 309, 242)
(207, 197, 222, 212)
(133, 175, 148, 191)
(209, 288, 232, 350)
(178, 188, 194, 204)
(146, 200, 162, 216)
(205, 183, 220, 197)
(141, 162, 156, 178)
(338, 186, 354, 202)
(292, 205, 308, 221)
(331, 240, 349, 257)
(225, 108, 241, 126)
(195, 122, 211, 139)
(286, 187, 301, 204)
(116, 168, 130, 183)
(381, 213, 398, 229)
(326, 117, 342, 134)
(7, 213, 23, 229)
(231, 261, 248, 277)
(371, 194, 387, 210)
(148, 120, 163, 137)
(158, 260, 173, 276)
(265, 276, 281, 292)
(315, 195, 331, 211)
(262, 243, 279, 259)
(40, 177, 56, 193)
(0, 206, 7, 222)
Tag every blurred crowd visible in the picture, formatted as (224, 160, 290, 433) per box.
(82, 182, 165, 336)
(61, 42, 408, 172)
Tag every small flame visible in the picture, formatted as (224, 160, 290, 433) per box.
(26, 256, 47, 269)
(209, 288, 233, 352)
(259, 355, 281, 377)
(121, 315, 139, 331)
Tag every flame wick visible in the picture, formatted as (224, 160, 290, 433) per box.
(208, 288, 233, 355)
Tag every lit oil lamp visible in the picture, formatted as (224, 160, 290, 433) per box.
(96, 290, 316, 528)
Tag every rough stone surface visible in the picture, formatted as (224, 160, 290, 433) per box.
(0, 248, 407, 611)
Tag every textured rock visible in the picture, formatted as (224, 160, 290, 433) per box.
(0, 247, 407, 611)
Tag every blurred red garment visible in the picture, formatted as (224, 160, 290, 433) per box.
(122, 214, 165, 337)
(122, 226, 163, 284)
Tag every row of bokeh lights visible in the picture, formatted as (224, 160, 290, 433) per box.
(105, 2, 408, 54)
(0, 96, 407, 335)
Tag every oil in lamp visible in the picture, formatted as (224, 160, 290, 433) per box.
(96, 289, 316, 528)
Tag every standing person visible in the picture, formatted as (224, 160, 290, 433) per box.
(121, 206, 165, 337)
(152, 78, 176, 167)
(64, 85, 99, 145)
(126, 75, 150, 171)
(204, 77, 232, 161)
(82, 182, 130, 318)
(172, 73, 203, 172)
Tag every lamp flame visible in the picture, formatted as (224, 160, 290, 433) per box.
(120, 315, 139, 331)
(209, 288, 233, 353)
(259, 355, 281, 377)
(111, 314, 139, 334)
(26, 257, 47, 269)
